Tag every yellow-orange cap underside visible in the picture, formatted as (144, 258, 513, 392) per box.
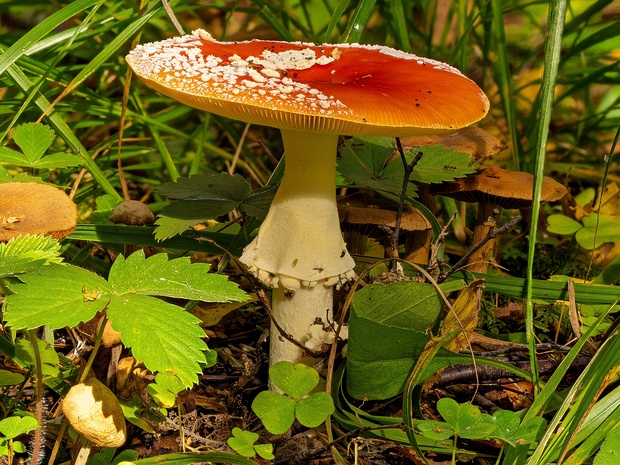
(127, 34, 490, 136)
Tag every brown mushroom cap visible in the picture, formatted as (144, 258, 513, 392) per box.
(338, 193, 431, 232)
(399, 126, 505, 161)
(430, 166, 568, 209)
(0, 182, 77, 241)
(108, 200, 155, 226)
(126, 29, 489, 136)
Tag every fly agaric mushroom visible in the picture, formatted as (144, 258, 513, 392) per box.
(126, 29, 489, 367)
(431, 166, 568, 272)
(0, 182, 77, 241)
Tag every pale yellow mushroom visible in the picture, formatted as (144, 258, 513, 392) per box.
(63, 377, 126, 448)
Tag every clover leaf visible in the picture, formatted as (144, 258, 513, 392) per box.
(251, 362, 335, 435)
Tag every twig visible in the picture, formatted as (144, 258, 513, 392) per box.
(428, 211, 458, 277)
(162, 0, 185, 35)
(440, 215, 521, 283)
(270, 424, 403, 465)
(392, 138, 424, 270)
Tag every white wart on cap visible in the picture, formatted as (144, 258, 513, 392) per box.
(126, 29, 489, 137)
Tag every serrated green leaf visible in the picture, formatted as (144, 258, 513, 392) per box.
(252, 391, 296, 435)
(0, 147, 29, 166)
(12, 122, 55, 165)
(337, 137, 477, 201)
(270, 362, 319, 399)
(338, 137, 413, 200)
(0, 415, 39, 439)
(594, 424, 620, 465)
(240, 186, 277, 220)
(4, 251, 246, 387)
(153, 217, 195, 241)
(28, 152, 82, 169)
(407, 145, 478, 183)
(108, 294, 207, 387)
(108, 251, 247, 303)
(295, 392, 335, 428)
(0, 235, 62, 278)
(4, 263, 111, 330)
(90, 194, 123, 224)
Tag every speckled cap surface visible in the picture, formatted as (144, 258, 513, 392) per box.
(126, 29, 489, 136)
(0, 182, 77, 241)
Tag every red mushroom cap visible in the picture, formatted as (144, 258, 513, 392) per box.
(126, 30, 489, 136)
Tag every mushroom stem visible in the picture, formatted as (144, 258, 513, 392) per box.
(468, 203, 500, 273)
(240, 130, 355, 366)
(270, 285, 333, 365)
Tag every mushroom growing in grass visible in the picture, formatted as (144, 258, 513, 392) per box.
(0, 182, 77, 241)
(126, 29, 489, 367)
(431, 166, 568, 272)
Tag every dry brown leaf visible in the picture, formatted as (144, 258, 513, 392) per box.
(441, 279, 485, 353)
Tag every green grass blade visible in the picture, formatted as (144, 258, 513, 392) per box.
(67, 224, 233, 254)
(255, 3, 295, 41)
(340, 0, 377, 43)
(0, 0, 100, 77)
(490, 0, 520, 169)
(389, 0, 411, 52)
(324, 0, 351, 42)
(531, 327, 620, 464)
(525, 0, 568, 396)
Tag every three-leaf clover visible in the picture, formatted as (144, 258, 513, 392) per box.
(227, 427, 274, 460)
(251, 362, 335, 435)
(0, 122, 81, 169)
(417, 398, 496, 441)
(491, 410, 545, 446)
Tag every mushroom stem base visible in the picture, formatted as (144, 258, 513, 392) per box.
(270, 285, 333, 367)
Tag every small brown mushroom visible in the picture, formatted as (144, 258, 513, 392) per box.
(108, 200, 155, 226)
(398, 126, 506, 162)
(63, 377, 126, 448)
(431, 166, 568, 272)
(398, 127, 506, 255)
(0, 182, 77, 241)
(337, 192, 431, 261)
